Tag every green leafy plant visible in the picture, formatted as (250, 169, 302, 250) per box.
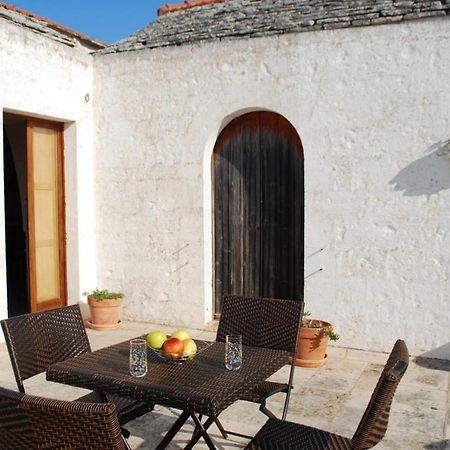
(83, 289, 124, 300)
(302, 311, 340, 341)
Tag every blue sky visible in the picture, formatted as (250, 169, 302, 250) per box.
(7, 1, 159, 44)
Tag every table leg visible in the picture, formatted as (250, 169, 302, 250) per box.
(184, 414, 216, 450)
(155, 409, 191, 450)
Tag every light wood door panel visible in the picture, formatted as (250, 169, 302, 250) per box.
(27, 121, 66, 312)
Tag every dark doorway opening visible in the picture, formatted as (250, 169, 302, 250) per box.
(3, 115, 29, 316)
(3, 113, 67, 317)
(213, 111, 304, 315)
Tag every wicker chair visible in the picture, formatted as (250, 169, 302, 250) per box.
(0, 305, 153, 433)
(0, 386, 129, 450)
(245, 339, 409, 450)
(215, 294, 304, 439)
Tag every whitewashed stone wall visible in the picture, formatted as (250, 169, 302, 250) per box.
(0, 19, 97, 321)
(94, 17, 450, 357)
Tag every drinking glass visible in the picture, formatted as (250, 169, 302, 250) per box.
(225, 335, 242, 370)
(129, 338, 147, 377)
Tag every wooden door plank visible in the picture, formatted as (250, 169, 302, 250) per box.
(212, 150, 223, 313)
(229, 121, 241, 296)
(243, 113, 259, 298)
(26, 123, 37, 313)
(212, 111, 304, 313)
(26, 120, 66, 313)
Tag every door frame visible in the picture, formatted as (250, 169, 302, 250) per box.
(3, 112, 67, 313)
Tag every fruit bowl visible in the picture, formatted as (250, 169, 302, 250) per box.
(149, 340, 212, 365)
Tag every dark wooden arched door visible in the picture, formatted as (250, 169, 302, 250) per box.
(213, 111, 304, 314)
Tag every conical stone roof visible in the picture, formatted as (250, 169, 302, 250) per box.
(98, 0, 449, 54)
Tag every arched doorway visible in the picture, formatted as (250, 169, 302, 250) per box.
(212, 111, 304, 314)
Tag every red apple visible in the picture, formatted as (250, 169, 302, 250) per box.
(163, 337, 184, 356)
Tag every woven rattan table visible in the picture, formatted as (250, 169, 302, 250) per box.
(46, 337, 288, 449)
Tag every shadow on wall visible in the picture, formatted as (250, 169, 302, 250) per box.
(390, 140, 450, 196)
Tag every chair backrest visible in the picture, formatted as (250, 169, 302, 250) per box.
(0, 386, 126, 450)
(216, 295, 304, 353)
(1, 305, 91, 392)
(351, 339, 409, 449)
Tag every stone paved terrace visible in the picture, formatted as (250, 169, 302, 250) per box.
(0, 321, 448, 449)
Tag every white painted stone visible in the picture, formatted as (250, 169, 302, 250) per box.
(0, 19, 98, 324)
(1, 11, 449, 358)
(94, 18, 450, 357)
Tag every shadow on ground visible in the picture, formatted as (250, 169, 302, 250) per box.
(415, 356, 450, 372)
(423, 440, 450, 449)
(415, 343, 450, 372)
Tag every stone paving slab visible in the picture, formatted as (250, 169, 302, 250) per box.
(0, 320, 448, 449)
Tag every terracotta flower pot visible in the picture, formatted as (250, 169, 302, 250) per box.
(292, 319, 331, 368)
(87, 296, 123, 331)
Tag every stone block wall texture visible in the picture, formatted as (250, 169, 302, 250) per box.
(94, 16, 450, 356)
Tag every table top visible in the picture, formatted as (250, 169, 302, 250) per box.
(46, 338, 288, 416)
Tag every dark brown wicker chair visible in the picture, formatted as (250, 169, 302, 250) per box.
(0, 305, 153, 433)
(245, 339, 409, 450)
(0, 386, 31, 449)
(0, 386, 128, 449)
(215, 294, 304, 439)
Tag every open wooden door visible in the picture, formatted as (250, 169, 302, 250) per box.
(27, 120, 67, 312)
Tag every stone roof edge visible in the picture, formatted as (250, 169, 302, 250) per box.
(0, 2, 106, 49)
(97, 0, 450, 55)
(158, 0, 226, 16)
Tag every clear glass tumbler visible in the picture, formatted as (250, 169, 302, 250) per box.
(129, 338, 147, 377)
(225, 335, 242, 370)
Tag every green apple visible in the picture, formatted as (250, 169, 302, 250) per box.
(171, 329, 190, 341)
(182, 338, 197, 357)
(146, 330, 167, 349)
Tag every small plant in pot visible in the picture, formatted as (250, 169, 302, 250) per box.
(293, 311, 339, 368)
(83, 289, 124, 331)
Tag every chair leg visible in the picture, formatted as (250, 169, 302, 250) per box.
(281, 384, 294, 421)
(122, 436, 132, 450)
(120, 427, 131, 438)
(259, 401, 278, 420)
(214, 401, 278, 440)
(213, 417, 253, 440)
(214, 418, 228, 439)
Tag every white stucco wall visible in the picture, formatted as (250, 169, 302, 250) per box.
(0, 19, 98, 321)
(94, 17, 450, 356)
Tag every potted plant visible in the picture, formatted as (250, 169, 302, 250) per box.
(293, 312, 340, 368)
(83, 289, 124, 331)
